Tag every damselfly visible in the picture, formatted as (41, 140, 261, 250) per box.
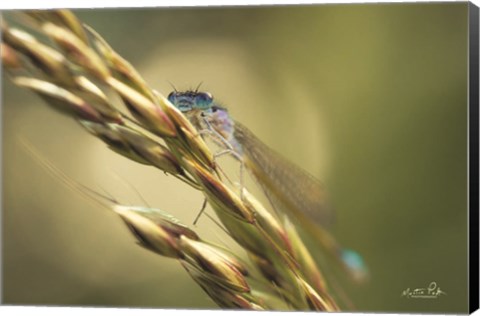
(167, 90, 368, 282)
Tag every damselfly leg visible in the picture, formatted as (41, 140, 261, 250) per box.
(198, 116, 246, 196)
(190, 120, 246, 224)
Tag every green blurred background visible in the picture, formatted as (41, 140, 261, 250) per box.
(2, 3, 469, 313)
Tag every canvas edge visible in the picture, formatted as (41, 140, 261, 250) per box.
(469, 1, 480, 314)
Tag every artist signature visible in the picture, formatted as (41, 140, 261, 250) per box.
(402, 281, 447, 299)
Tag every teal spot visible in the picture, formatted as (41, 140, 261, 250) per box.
(341, 249, 367, 276)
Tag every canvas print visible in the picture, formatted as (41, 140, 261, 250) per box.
(1, 2, 478, 314)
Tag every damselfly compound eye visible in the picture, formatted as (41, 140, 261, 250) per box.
(194, 92, 213, 109)
(167, 91, 177, 104)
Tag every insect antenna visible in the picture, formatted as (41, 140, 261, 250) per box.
(194, 81, 203, 93)
(167, 80, 178, 93)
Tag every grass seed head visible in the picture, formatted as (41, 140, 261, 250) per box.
(116, 126, 183, 174)
(1, 43, 22, 70)
(182, 159, 254, 223)
(13, 76, 103, 122)
(114, 205, 182, 258)
(3, 26, 75, 85)
(179, 236, 250, 293)
(242, 188, 293, 255)
(125, 206, 200, 242)
(184, 264, 264, 310)
(297, 277, 336, 311)
(107, 77, 177, 137)
(73, 76, 123, 123)
(80, 121, 150, 165)
(85, 24, 156, 101)
(80, 121, 188, 177)
(24, 10, 88, 43)
(42, 22, 110, 81)
(283, 219, 328, 293)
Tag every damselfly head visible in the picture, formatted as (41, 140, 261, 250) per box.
(168, 90, 214, 112)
